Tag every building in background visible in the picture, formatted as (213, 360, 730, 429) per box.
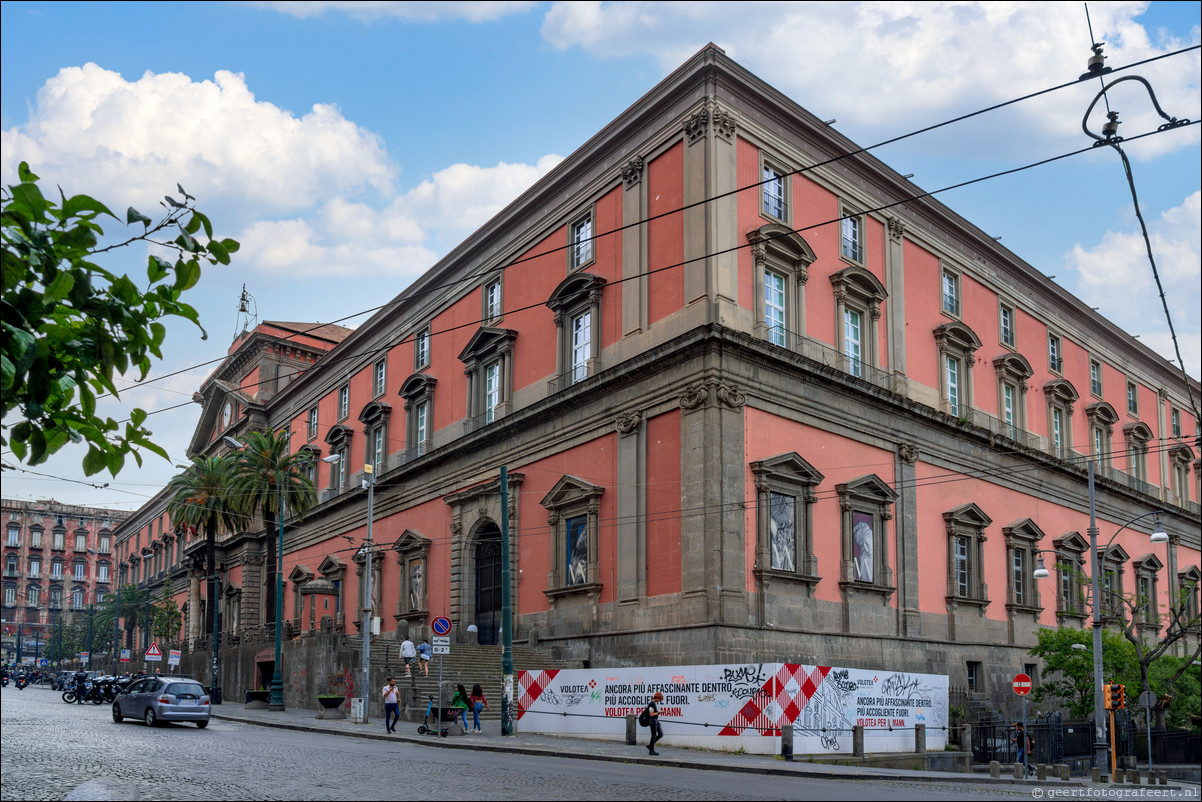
(1, 499, 129, 664)
(115, 45, 1199, 711)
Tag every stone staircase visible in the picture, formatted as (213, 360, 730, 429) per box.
(367, 640, 577, 722)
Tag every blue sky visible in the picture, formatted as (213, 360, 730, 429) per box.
(2, 1, 1199, 510)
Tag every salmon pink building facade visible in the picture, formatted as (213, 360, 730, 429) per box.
(114, 46, 1199, 712)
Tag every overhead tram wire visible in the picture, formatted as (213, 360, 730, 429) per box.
(92, 45, 1201, 403)
(114, 117, 1199, 434)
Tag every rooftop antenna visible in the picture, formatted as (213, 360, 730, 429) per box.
(234, 283, 259, 341)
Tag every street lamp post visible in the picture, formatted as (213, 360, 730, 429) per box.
(1033, 459, 1167, 776)
(225, 435, 338, 712)
(361, 463, 376, 724)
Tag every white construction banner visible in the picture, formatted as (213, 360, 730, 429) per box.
(517, 663, 948, 755)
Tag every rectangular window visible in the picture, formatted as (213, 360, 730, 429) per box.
(73, 563, 85, 581)
(1012, 549, 1026, 606)
(1171, 408, 1181, 438)
(999, 304, 1015, 347)
(307, 406, 318, 440)
(966, 661, 981, 693)
(99, 535, 110, 553)
(1048, 334, 1062, 373)
(331, 447, 347, 490)
(1052, 408, 1064, 456)
(338, 386, 349, 421)
(565, 515, 588, 586)
(485, 280, 502, 321)
(51, 561, 63, 580)
(29, 559, 40, 578)
(30, 529, 40, 549)
(841, 214, 864, 263)
(371, 427, 385, 475)
(1127, 381, 1138, 415)
(27, 586, 39, 607)
(98, 564, 110, 583)
(1090, 360, 1103, 397)
(49, 587, 61, 608)
(415, 402, 429, 456)
(845, 308, 863, 378)
(570, 311, 591, 383)
(53, 531, 64, 550)
(1003, 384, 1016, 435)
(484, 362, 501, 424)
(954, 535, 970, 598)
(415, 327, 430, 369)
(947, 357, 961, 416)
(764, 271, 786, 347)
(4, 586, 14, 606)
(374, 359, 387, 398)
(941, 269, 960, 316)
(762, 163, 786, 220)
(5, 527, 17, 547)
(1093, 427, 1104, 459)
(570, 214, 593, 269)
(768, 492, 797, 572)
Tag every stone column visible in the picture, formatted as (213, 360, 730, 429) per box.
(615, 411, 646, 603)
(621, 156, 648, 336)
(187, 569, 202, 644)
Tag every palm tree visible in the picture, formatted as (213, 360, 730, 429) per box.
(228, 429, 319, 627)
(166, 455, 242, 697)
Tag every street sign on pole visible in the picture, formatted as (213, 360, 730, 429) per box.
(431, 617, 452, 636)
(120, 649, 130, 663)
(168, 649, 181, 668)
(145, 643, 163, 662)
(1012, 673, 1032, 696)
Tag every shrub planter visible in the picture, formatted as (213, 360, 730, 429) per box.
(316, 695, 347, 720)
(244, 689, 270, 709)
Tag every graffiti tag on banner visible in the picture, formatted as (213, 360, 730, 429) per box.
(516, 663, 948, 756)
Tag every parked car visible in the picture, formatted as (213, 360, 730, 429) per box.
(112, 676, 210, 728)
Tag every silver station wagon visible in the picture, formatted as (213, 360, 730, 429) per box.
(112, 676, 211, 728)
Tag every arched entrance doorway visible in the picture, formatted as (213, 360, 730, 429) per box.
(474, 523, 502, 645)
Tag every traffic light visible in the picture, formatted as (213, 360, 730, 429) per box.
(1103, 683, 1113, 709)
(1107, 683, 1125, 710)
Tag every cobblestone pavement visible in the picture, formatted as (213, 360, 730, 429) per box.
(3, 687, 1193, 801)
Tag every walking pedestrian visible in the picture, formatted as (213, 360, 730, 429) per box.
(417, 638, 431, 676)
(469, 683, 489, 733)
(1011, 722, 1033, 776)
(645, 691, 664, 755)
(381, 677, 401, 733)
(450, 683, 470, 731)
(400, 636, 416, 677)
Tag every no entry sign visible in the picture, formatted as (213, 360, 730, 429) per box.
(1012, 673, 1032, 695)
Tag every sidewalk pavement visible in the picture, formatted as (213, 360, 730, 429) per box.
(213, 704, 1094, 788)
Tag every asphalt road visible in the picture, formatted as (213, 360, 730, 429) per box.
(0, 686, 1111, 801)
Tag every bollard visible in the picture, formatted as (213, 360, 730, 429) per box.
(914, 724, 926, 753)
(625, 714, 637, 746)
(961, 724, 972, 756)
(1056, 764, 1070, 781)
(1114, 769, 1124, 784)
(1132, 769, 1142, 785)
(1090, 768, 1101, 783)
(1013, 763, 1024, 780)
(781, 724, 794, 761)
(989, 760, 1001, 779)
(1036, 764, 1047, 782)
(1158, 770, 1167, 786)
(852, 725, 864, 757)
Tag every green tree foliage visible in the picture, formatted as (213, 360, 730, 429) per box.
(1, 162, 239, 474)
(1030, 628, 1137, 717)
(152, 582, 183, 643)
(229, 429, 319, 624)
(94, 584, 154, 650)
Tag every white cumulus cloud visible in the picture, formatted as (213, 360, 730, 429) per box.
(254, 1, 536, 22)
(1066, 191, 1201, 374)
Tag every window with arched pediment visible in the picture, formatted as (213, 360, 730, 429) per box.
(1168, 443, 1194, 506)
(399, 374, 437, 460)
(837, 474, 897, 598)
(831, 266, 887, 379)
(324, 424, 353, 493)
(934, 321, 982, 418)
(358, 401, 391, 476)
(1052, 532, 1088, 621)
(1086, 401, 1119, 468)
(547, 273, 606, 390)
(1123, 421, 1153, 487)
(748, 224, 816, 350)
(541, 475, 604, 600)
(1003, 518, 1044, 614)
(1044, 379, 1079, 459)
(993, 352, 1033, 440)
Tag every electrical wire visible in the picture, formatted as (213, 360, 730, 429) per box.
(90, 44, 1202, 404)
